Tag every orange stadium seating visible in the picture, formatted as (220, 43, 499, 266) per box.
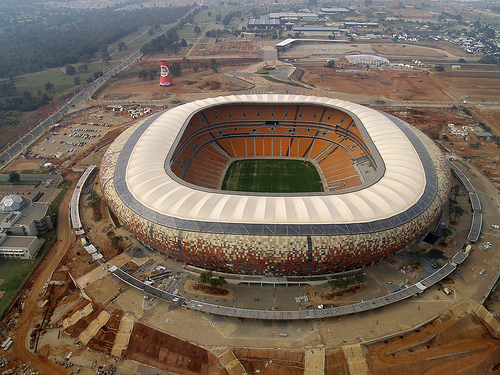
(263, 137, 273, 157)
(170, 105, 371, 191)
(257, 104, 273, 120)
(210, 106, 232, 123)
(255, 137, 264, 156)
(271, 104, 289, 120)
(231, 137, 247, 157)
(272, 137, 281, 157)
(229, 105, 246, 121)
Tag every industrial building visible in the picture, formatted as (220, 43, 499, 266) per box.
(0, 194, 53, 259)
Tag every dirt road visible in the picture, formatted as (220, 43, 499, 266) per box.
(9, 178, 75, 375)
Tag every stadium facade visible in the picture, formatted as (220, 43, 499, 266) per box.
(100, 95, 451, 276)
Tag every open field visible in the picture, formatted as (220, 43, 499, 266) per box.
(12, 62, 110, 97)
(94, 57, 259, 101)
(108, 26, 153, 60)
(365, 313, 500, 375)
(222, 159, 323, 193)
(299, 65, 453, 102)
(372, 43, 446, 57)
(0, 259, 39, 317)
(432, 70, 500, 102)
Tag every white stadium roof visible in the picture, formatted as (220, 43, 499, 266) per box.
(122, 95, 427, 226)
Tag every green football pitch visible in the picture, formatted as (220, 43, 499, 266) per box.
(221, 159, 324, 193)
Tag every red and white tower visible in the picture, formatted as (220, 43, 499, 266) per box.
(159, 61, 174, 86)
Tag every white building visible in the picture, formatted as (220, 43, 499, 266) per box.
(345, 54, 390, 66)
(0, 194, 53, 259)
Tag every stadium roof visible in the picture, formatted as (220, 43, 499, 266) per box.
(115, 95, 433, 231)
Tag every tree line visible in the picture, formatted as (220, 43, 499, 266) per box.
(139, 6, 205, 56)
(0, 5, 192, 79)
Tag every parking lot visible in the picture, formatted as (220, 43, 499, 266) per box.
(32, 121, 111, 159)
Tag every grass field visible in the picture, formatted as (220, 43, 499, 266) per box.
(12, 62, 111, 96)
(0, 181, 66, 318)
(221, 159, 323, 193)
(0, 258, 39, 317)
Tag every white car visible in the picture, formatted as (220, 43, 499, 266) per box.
(479, 269, 486, 275)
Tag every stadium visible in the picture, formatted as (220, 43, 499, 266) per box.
(100, 94, 451, 276)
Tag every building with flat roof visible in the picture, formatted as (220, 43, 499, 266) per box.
(320, 7, 350, 13)
(247, 18, 281, 30)
(0, 194, 53, 259)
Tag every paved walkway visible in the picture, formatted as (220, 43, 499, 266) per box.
(62, 301, 93, 330)
(304, 347, 325, 375)
(219, 350, 247, 375)
(78, 310, 110, 345)
(342, 344, 370, 375)
(111, 314, 135, 357)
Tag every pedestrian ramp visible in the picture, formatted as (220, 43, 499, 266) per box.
(111, 314, 135, 357)
(78, 310, 110, 345)
(219, 350, 248, 375)
(304, 347, 325, 375)
(342, 344, 370, 375)
(62, 300, 93, 330)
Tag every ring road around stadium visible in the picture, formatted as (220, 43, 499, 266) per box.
(100, 94, 451, 277)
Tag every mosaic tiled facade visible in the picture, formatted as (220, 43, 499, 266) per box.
(100, 101, 451, 276)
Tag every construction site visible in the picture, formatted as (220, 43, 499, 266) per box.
(0, 37, 500, 375)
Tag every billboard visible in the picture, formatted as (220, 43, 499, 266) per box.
(160, 61, 174, 86)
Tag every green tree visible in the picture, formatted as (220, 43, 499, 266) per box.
(458, 58, 466, 64)
(210, 58, 220, 73)
(77, 64, 88, 73)
(65, 65, 76, 75)
(8, 171, 20, 183)
(111, 235, 123, 249)
(102, 52, 111, 64)
(0, 82, 16, 97)
(118, 41, 127, 51)
(170, 62, 182, 77)
(214, 276, 227, 290)
(434, 65, 445, 72)
(454, 206, 464, 221)
(478, 55, 498, 64)
(73, 76, 81, 85)
(324, 59, 335, 68)
(194, 25, 201, 35)
(87, 191, 100, 215)
(138, 70, 149, 80)
(441, 227, 453, 238)
(44, 82, 55, 93)
(199, 271, 213, 286)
